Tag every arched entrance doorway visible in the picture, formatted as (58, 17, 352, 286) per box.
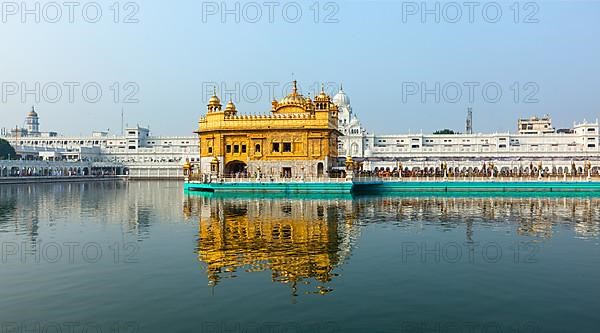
(224, 161, 247, 177)
(317, 163, 324, 177)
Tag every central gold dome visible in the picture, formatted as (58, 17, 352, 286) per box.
(280, 81, 307, 103)
(273, 80, 313, 113)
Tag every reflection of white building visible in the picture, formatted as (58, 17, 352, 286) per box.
(332, 87, 600, 172)
(1, 109, 198, 179)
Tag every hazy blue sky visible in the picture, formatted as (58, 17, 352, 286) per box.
(1, 0, 599, 136)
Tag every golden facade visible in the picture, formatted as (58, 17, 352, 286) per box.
(196, 81, 341, 178)
(189, 195, 359, 295)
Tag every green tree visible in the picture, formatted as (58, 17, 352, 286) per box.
(0, 138, 16, 159)
(433, 129, 456, 135)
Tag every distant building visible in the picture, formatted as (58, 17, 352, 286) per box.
(330, 89, 600, 174)
(518, 115, 555, 135)
(1, 109, 198, 178)
(466, 107, 473, 135)
(9, 106, 58, 138)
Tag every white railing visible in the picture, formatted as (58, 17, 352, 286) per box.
(187, 175, 600, 184)
(191, 176, 351, 184)
(353, 176, 600, 183)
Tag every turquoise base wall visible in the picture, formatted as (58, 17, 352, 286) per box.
(184, 181, 353, 194)
(184, 180, 600, 194)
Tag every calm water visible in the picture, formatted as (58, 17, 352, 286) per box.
(1, 181, 600, 333)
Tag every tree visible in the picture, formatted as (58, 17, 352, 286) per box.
(0, 138, 16, 159)
(433, 129, 456, 135)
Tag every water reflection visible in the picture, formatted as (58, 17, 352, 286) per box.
(188, 193, 600, 295)
(188, 194, 360, 296)
(351, 195, 600, 239)
(0, 181, 186, 242)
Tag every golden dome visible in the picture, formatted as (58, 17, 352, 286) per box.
(276, 80, 311, 110)
(207, 87, 221, 106)
(208, 94, 221, 106)
(315, 84, 331, 102)
(305, 96, 314, 110)
(279, 94, 307, 105)
(225, 100, 236, 112)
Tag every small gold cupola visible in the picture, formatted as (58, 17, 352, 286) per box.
(207, 87, 222, 113)
(314, 84, 332, 110)
(224, 99, 237, 116)
(306, 94, 314, 111)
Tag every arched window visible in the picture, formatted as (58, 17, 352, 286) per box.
(255, 144, 261, 153)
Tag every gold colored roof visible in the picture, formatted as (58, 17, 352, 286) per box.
(208, 94, 221, 106)
(208, 87, 221, 106)
(279, 80, 308, 104)
(273, 80, 315, 112)
(225, 100, 237, 112)
(314, 84, 331, 102)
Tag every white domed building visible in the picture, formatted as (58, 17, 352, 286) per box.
(332, 86, 366, 158)
(26, 106, 41, 136)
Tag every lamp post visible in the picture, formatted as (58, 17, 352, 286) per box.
(345, 156, 354, 181)
(183, 159, 191, 181)
(586, 160, 592, 181)
(398, 162, 403, 179)
(210, 156, 219, 182)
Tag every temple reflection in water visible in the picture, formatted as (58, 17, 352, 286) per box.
(186, 193, 600, 294)
(187, 194, 360, 295)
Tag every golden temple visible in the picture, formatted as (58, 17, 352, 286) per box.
(195, 81, 341, 178)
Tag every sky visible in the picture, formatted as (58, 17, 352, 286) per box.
(1, 0, 599, 136)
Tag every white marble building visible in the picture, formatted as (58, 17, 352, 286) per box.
(331, 87, 600, 174)
(332, 86, 368, 158)
(1, 110, 198, 178)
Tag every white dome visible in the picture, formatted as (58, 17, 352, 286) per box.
(333, 87, 350, 107)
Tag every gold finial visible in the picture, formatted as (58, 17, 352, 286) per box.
(292, 80, 298, 95)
